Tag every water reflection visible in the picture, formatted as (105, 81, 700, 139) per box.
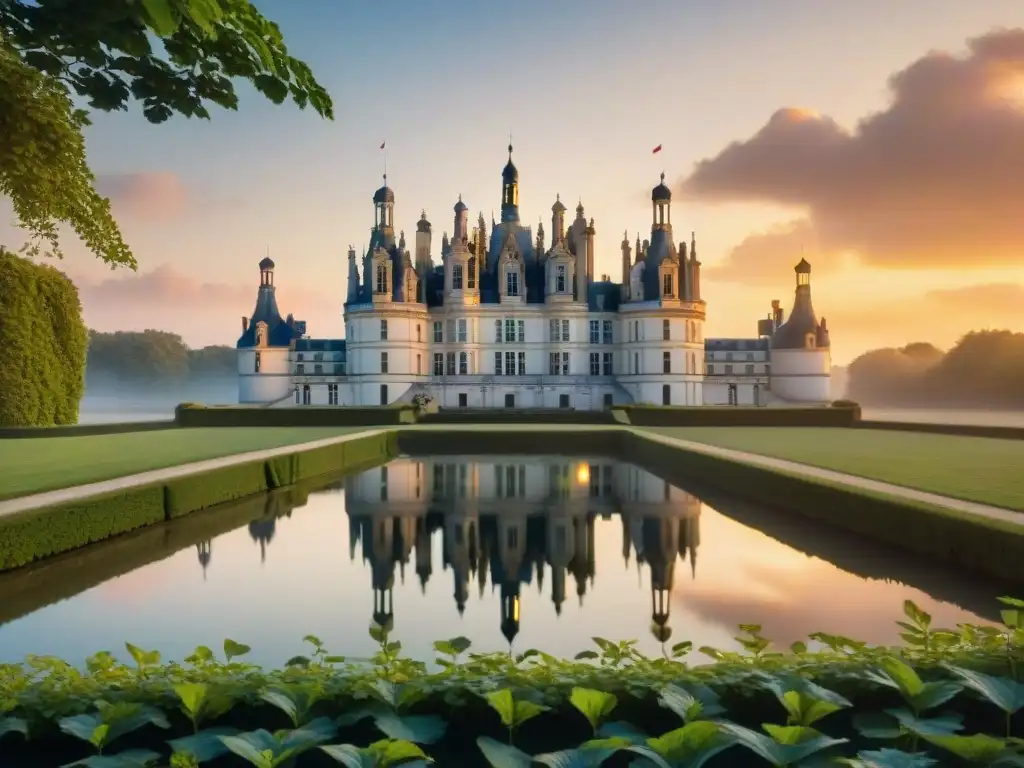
(0, 456, 1002, 666)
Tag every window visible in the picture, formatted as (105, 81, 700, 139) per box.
(297, 353, 304, 362)
(663, 351, 671, 374)
(380, 466, 388, 502)
(746, 353, 755, 361)
(380, 352, 389, 374)
(467, 257, 477, 289)
(505, 318, 515, 343)
(327, 384, 339, 405)
(458, 392, 468, 407)
(725, 364, 734, 374)
(416, 324, 421, 342)
(556, 264, 566, 292)
(663, 273, 673, 297)
(559, 394, 570, 408)
(745, 364, 754, 375)
(506, 268, 519, 297)
(433, 321, 443, 343)
(689, 321, 697, 341)
(494, 351, 503, 375)
(663, 319, 670, 340)
(295, 388, 300, 405)
(254, 352, 261, 373)
(589, 320, 599, 344)
(313, 351, 323, 361)
(494, 319, 502, 343)
(447, 319, 455, 343)
(457, 319, 467, 342)
(590, 352, 600, 376)
(296, 363, 305, 374)
(690, 352, 696, 374)
(603, 393, 613, 408)
(603, 320, 613, 344)
(662, 384, 671, 405)
(726, 352, 733, 361)
(504, 393, 516, 408)
(634, 320, 640, 340)
(302, 384, 311, 405)
(517, 352, 526, 375)
(707, 364, 715, 375)
(602, 352, 613, 376)
(433, 353, 444, 375)
(446, 352, 456, 376)
(505, 351, 515, 376)
(380, 384, 388, 405)
(459, 352, 468, 375)
(375, 264, 388, 293)
(549, 319, 559, 342)
(314, 364, 323, 375)
(549, 352, 560, 375)
(380, 319, 388, 340)
(416, 354, 422, 375)
(634, 352, 639, 374)
(452, 263, 463, 289)
(561, 352, 569, 375)
(561, 319, 570, 342)
(517, 320, 525, 342)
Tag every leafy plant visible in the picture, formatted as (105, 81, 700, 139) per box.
(483, 688, 549, 745)
(218, 717, 338, 767)
(718, 722, 847, 767)
(59, 701, 170, 754)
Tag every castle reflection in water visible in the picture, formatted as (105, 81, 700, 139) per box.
(207, 457, 701, 646)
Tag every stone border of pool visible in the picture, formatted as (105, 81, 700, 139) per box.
(2, 425, 1023, 584)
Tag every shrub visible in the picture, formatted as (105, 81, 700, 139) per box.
(0, 485, 165, 569)
(163, 460, 269, 519)
(831, 399, 860, 408)
(0, 249, 88, 427)
(621, 405, 860, 427)
(175, 405, 413, 427)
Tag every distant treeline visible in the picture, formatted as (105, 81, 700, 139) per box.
(86, 330, 235, 382)
(847, 330, 1024, 408)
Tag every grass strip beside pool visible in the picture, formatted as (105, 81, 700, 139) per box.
(641, 426, 1024, 511)
(0, 426, 369, 500)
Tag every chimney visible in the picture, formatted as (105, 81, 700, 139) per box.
(241, 317, 249, 332)
(771, 300, 783, 327)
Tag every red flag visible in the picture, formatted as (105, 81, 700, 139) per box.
(380, 141, 386, 149)
(652, 144, 663, 154)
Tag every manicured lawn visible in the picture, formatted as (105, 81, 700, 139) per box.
(641, 427, 1024, 511)
(0, 427, 370, 500)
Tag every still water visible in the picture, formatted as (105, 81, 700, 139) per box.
(0, 456, 1004, 667)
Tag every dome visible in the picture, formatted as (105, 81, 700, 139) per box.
(373, 185, 394, 204)
(652, 173, 671, 201)
(502, 143, 518, 183)
(259, 256, 275, 271)
(551, 195, 566, 213)
(454, 195, 468, 213)
(417, 210, 431, 232)
(795, 257, 811, 274)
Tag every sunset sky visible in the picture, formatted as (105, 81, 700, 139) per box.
(3, 0, 1024, 364)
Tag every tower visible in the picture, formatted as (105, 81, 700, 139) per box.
(373, 176, 396, 245)
(551, 195, 566, 243)
(620, 230, 632, 297)
(768, 258, 832, 402)
(346, 245, 360, 304)
(447, 196, 479, 303)
(585, 218, 596, 285)
(652, 172, 671, 230)
(501, 142, 519, 223)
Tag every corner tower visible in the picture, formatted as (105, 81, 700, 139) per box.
(768, 258, 832, 403)
(501, 142, 519, 223)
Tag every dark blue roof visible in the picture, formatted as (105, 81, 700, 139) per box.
(237, 284, 302, 348)
(704, 338, 770, 352)
(588, 281, 621, 312)
(295, 338, 346, 353)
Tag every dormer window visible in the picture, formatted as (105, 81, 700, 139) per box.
(663, 273, 674, 297)
(805, 333, 816, 349)
(556, 264, 566, 293)
(255, 327, 266, 346)
(375, 264, 388, 293)
(452, 263, 463, 290)
(506, 268, 519, 297)
(467, 257, 477, 289)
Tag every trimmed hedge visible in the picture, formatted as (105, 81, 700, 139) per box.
(624, 431, 1024, 586)
(162, 460, 269, 519)
(0, 485, 166, 571)
(396, 428, 627, 457)
(620, 404, 861, 427)
(0, 432, 398, 573)
(0, 420, 176, 439)
(858, 419, 1024, 440)
(418, 408, 618, 425)
(174, 404, 415, 427)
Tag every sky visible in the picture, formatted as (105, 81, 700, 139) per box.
(3, 0, 1024, 364)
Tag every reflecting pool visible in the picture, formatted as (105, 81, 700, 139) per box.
(0, 455, 1004, 667)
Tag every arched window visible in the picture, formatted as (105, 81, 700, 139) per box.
(452, 263, 464, 290)
(663, 273, 673, 297)
(375, 263, 388, 293)
(506, 266, 520, 297)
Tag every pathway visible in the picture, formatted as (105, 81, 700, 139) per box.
(2, 424, 1019, 530)
(635, 428, 1024, 526)
(0, 429, 386, 519)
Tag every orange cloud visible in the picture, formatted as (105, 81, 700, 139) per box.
(704, 219, 841, 286)
(73, 265, 339, 348)
(94, 172, 190, 221)
(680, 28, 1024, 270)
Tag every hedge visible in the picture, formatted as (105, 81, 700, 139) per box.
(0, 420, 176, 439)
(624, 431, 1024, 586)
(418, 408, 618, 425)
(619, 404, 861, 427)
(0, 484, 166, 571)
(0, 432, 398, 573)
(395, 428, 627, 457)
(174, 404, 415, 427)
(857, 419, 1024, 440)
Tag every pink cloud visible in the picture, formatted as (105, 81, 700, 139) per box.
(94, 173, 190, 222)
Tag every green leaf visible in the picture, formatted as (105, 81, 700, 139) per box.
(533, 746, 617, 767)
(911, 681, 962, 712)
(645, 720, 733, 766)
(574, 650, 599, 661)
(366, 738, 430, 767)
(718, 722, 847, 766)
(219, 731, 277, 767)
(260, 690, 299, 727)
(59, 713, 107, 746)
(483, 689, 515, 728)
(168, 727, 240, 762)
(569, 687, 618, 731)
(141, 0, 180, 36)
(372, 711, 447, 744)
(596, 721, 648, 744)
(513, 698, 548, 727)
(62, 750, 162, 767)
(943, 664, 1024, 714)
(369, 625, 386, 643)
(319, 744, 372, 768)
(867, 657, 925, 699)
(476, 736, 533, 768)
(0, 717, 28, 740)
(173, 683, 208, 720)
(886, 708, 964, 737)
(853, 712, 904, 740)
(125, 642, 161, 669)
(922, 733, 1008, 762)
(780, 690, 843, 727)
(658, 683, 725, 722)
(837, 749, 939, 767)
(223, 639, 251, 662)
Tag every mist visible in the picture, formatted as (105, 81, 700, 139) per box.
(79, 375, 238, 423)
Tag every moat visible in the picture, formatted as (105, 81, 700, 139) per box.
(0, 455, 1005, 666)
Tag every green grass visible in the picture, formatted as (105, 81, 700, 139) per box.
(0, 427, 370, 500)
(641, 426, 1024, 511)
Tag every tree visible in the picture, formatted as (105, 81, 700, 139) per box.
(1, 0, 333, 267)
(0, 247, 88, 426)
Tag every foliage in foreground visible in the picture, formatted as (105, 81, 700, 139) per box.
(1, 0, 332, 266)
(0, 248, 88, 427)
(3, 600, 1024, 767)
